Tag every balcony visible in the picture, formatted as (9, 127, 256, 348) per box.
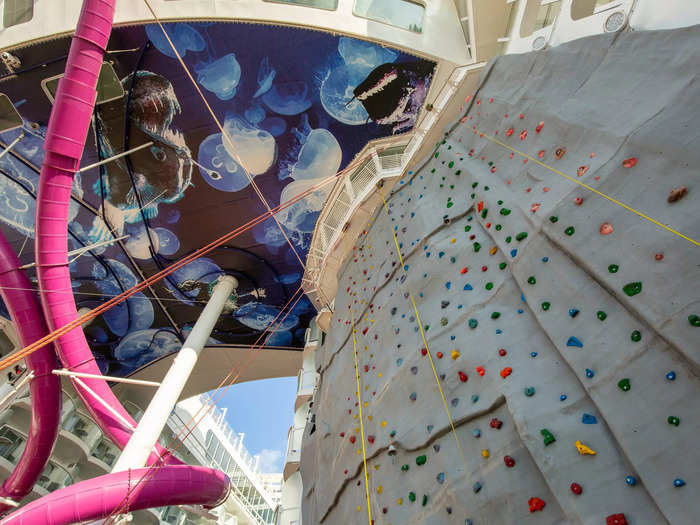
(283, 426, 304, 481)
(294, 370, 318, 412)
(277, 506, 301, 525)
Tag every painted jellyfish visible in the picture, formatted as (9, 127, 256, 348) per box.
(124, 223, 160, 260)
(253, 57, 276, 98)
(260, 117, 287, 137)
(265, 330, 292, 347)
(145, 23, 205, 59)
(154, 227, 180, 256)
(244, 101, 266, 126)
(114, 328, 182, 371)
(222, 114, 276, 176)
(197, 132, 249, 192)
(163, 257, 223, 305)
(197, 53, 242, 101)
(234, 302, 299, 332)
(277, 177, 331, 233)
(92, 259, 154, 336)
(285, 115, 341, 181)
(321, 37, 397, 125)
(262, 81, 312, 116)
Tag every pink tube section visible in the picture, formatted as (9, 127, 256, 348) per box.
(0, 465, 230, 525)
(0, 233, 61, 513)
(33, 0, 173, 465)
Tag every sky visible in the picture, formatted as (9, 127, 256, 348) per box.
(217, 376, 297, 473)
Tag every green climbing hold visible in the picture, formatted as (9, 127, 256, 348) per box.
(497, 200, 503, 205)
(408, 492, 416, 503)
(500, 208, 511, 216)
(505, 236, 512, 243)
(491, 312, 501, 319)
(516, 232, 528, 241)
(495, 224, 502, 231)
(416, 455, 427, 466)
(608, 264, 619, 273)
(549, 216, 559, 223)
(401, 464, 410, 472)
(667, 416, 680, 426)
(541, 429, 556, 446)
(527, 276, 537, 285)
(541, 302, 551, 311)
(499, 262, 507, 270)
(597, 310, 607, 321)
(481, 208, 488, 219)
(455, 170, 461, 175)
(485, 282, 494, 291)
(474, 242, 481, 252)
(450, 256, 456, 263)
(422, 494, 428, 507)
(449, 161, 454, 168)
(440, 317, 448, 326)
(618, 378, 631, 392)
(631, 330, 642, 342)
(524, 386, 535, 397)
(565, 226, 575, 236)
(687, 314, 699, 327)
(446, 201, 453, 208)
(465, 225, 471, 232)
(434, 152, 439, 158)
(623, 282, 642, 297)
(468, 319, 478, 329)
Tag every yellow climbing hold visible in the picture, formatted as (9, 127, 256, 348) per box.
(367, 415, 373, 421)
(357, 506, 362, 512)
(378, 373, 383, 378)
(397, 498, 403, 506)
(377, 485, 383, 494)
(357, 449, 362, 455)
(450, 237, 456, 243)
(489, 245, 498, 255)
(451, 349, 461, 360)
(381, 420, 387, 427)
(481, 449, 490, 458)
(575, 440, 596, 455)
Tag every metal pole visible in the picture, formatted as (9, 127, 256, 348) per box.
(112, 275, 237, 472)
(0, 132, 23, 162)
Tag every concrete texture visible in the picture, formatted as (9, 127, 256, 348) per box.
(300, 26, 699, 525)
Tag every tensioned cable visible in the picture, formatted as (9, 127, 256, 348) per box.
(101, 286, 305, 524)
(343, 234, 373, 525)
(473, 127, 700, 247)
(377, 185, 469, 475)
(142, 0, 307, 272)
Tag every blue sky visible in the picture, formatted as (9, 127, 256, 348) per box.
(218, 376, 297, 473)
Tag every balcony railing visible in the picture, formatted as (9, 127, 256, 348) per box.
(296, 370, 318, 398)
(285, 427, 304, 465)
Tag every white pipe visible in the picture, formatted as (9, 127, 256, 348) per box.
(0, 132, 23, 162)
(52, 369, 160, 387)
(76, 141, 153, 173)
(112, 275, 237, 472)
(72, 376, 136, 433)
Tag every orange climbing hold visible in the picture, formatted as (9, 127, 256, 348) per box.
(622, 157, 638, 168)
(500, 367, 513, 378)
(476, 366, 485, 376)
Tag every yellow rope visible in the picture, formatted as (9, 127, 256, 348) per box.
(344, 234, 373, 525)
(377, 187, 469, 476)
(474, 128, 700, 247)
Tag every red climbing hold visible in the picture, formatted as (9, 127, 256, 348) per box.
(519, 113, 525, 119)
(655, 253, 664, 261)
(577, 165, 589, 177)
(574, 197, 583, 205)
(349, 435, 356, 444)
(490, 418, 503, 429)
(622, 157, 637, 168)
(436, 352, 444, 359)
(490, 166, 497, 173)
(458, 371, 468, 382)
(460, 267, 468, 274)
(362, 327, 368, 335)
(340, 432, 345, 437)
(504, 455, 516, 467)
(505, 127, 514, 137)
(538, 150, 546, 158)
(528, 497, 546, 513)
(476, 366, 485, 376)
(489, 97, 494, 103)
(477, 201, 484, 212)
(606, 514, 629, 525)
(368, 435, 375, 444)
(500, 367, 513, 378)
(536, 122, 544, 133)
(498, 348, 507, 357)
(570, 482, 583, 495)
(481, 266, 488, 272)
(420, 348, 428, 356)
(519, 130, 528, 140)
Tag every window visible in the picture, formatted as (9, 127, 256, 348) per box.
(354, 0, 424, 33)
(3, 0, 33, 28)
(0, 426, 25, 463)
(41, 62, 124, 105)
(263, 0, 338, 10)
(534, 0, 561, 31)
(0, 94, 22, 134)
(572, 0, 618, 20)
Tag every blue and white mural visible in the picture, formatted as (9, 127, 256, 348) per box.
(0, 23, 435, 376)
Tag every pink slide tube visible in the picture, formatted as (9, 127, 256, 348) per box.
(0, 465, 230, 525)
(0, 232, 61, 513)
(33, 0, 175, 465)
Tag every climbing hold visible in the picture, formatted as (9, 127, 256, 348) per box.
(574, 197, 583, 206)
(688, 314, 700, 327)
(536, 121, 544, 133)
(490, 418, 503, 429)
(409, 392, 417, 401)
(565, 226, 576, 236)
(516, 231, 528, 241)
(505, 127, 514, 137)
(524, 386, 535, 397)
(471, 394, 479, 403)
(500, 367, 513, 378)
(498, 348, 507, 356)
(416, 455, 427, 466)
(606, 514, 629, 525)
(618, 378, 631, 392)
(368, 435, 375, 443)
(377, 485, 383, 494)
(528, 497, 546, 513)
(458, 371, 468, 382)
(541, 302, 551, 311)
(585, 368, 595, 378)
(622, 157, 638, 168)
(437, 472, 445, 484)
(541, 429, 556, 446)
(575, 440, 596, 455)
(520, 130, 528, 140)
(666, 370, 676, 381)
(401, 464, 410, 472)
(349, 435, 356, 444)
(673, 478, 686, 488)
(625, 475, 636, 486)
(473, 428, 481, 438)
(582, 413, 597, 424)
(608, 264, 619, 273)
(560, 394, 568, 401)
(436, 351, 444, 359)
(481, 449, 490, 458)
(473, 481, 482, 493)
(569, 309, 580, 318)
(476, 366, 485, 376)
(597, 310, 607, 321)
(422, 494, 428, 506)
(451, 350, 460, 360)
(504, 455, 516, 467)
(469, 319, 478, 329)
(409, 491, 416, 502)
(570, 482, 583, 495)
(567, 336, 583, 348)
(577, 165, 589, 177)
(667, 416, 680, 426)
(630, 330, 642, 342)
(622, 281, 642, 296)
(527, 276, 537, 285)
(491, 311, 501, 319)
(600, 222, 614, 235)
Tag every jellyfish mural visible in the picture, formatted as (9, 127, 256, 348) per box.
(265, 330, 293, 347)
(260, 117, 287, 137)
(222, 114, 276, 176)
(154, 227, 180, 256)
(283, 115, 342, 181)
(233, 302, 299, 332)
(196, 132, 249, 192)
(124, 223, 159, 260)
(91, 71, 193, 243)
(254, 57, 276, 98)
(145, 23, 205, 59)
(114, 328, 182, 372)
(320, 37, 398, 126)
(163, 257, 224, 306)
(262, 81, 312, 116)
(244, 101, 266, 126)
(196, 53, 242, 101)
(92, 259, 154, 337)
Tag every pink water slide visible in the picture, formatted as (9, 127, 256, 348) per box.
(0, 1, 230, 522)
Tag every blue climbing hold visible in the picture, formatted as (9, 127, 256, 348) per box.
(542, 256, 549, 262)
(530, 352, 538, 358)
(446, 282, 452, 290)
(473, 481, 482, 493)
(464, 284, 473, 291)
(569, 309, 580, 318)
(666, 371, 676, 381)
(397, 358, 403, 366)
(585, 368, 595, 378)
(626, 476, 637, 486)
(560, 394, 568, 401)
(437, 472, 445, 484)
(673, 478, 686, 488)
(409, 392, 417, 401)
(517, 308, 524, 314)
(567, 336, 583, 348)
(472, 429, 481, 438)
(471, 394, 479, 403)
(510, 249, 517, 257)
(582, 413, 598, 424)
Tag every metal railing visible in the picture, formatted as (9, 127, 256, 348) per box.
(285, 427, 304, 464)
(296, 370, 318, 397)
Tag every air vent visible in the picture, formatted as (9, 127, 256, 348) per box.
(532, 36, 547, 51)
(41, 62, 124, 105)
(604, 11, 626, 33)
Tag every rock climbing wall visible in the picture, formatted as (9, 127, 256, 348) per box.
(299, 26, 699, 525)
